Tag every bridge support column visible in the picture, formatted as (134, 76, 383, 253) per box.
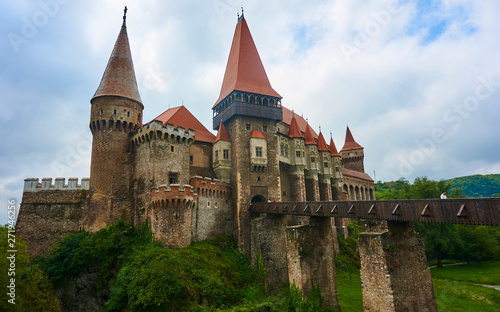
(251, 214, 289, 294)
(358, 221, 437, 312)
(285, 217, 340, 309)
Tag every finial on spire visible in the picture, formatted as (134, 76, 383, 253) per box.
(123, 6, 128, 22)
(319, 125, 322, 133)
(330, 131, 333, 139)
(238, 7, 244, 21)
(292, 109, 295, 118)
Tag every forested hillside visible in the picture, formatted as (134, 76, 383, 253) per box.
(445, 174, 500, 198)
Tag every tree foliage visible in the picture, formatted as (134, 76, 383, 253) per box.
(375, 177, 500, 266)
(0, 225, 61, 312)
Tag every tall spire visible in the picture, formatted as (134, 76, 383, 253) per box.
(341, 126, 363, 151)
(92, 7, 142, 105)
(214, 15, 281, 107)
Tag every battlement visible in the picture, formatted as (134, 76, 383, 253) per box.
(131, 120, 196, 146)
(23, 178, 90, 192)
(151, 184, 198, 210)
(190, 176, 231, 200)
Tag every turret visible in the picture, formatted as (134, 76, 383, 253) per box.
(304, 124, 320, 201)
(213, 123, 231, 182)
(340, 126, 365, 173)
(329, 136, 343, 200)
(87, 8, 143, 228)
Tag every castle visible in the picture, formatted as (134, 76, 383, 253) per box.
(17, 10, 375, 257)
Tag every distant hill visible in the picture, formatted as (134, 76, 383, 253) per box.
(445, 174, 500, 198)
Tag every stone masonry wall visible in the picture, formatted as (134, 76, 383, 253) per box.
(251, 214, 289, 294)
(358, 221, 437, 312)
(150, 185, 195, 248)
(227, 117, 281, 256)
(190, 177, 232, 241)
(17, 189, 87, 257)
(285, 217, 340, 309)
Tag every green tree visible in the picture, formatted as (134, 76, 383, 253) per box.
(0, 225, 61, 311)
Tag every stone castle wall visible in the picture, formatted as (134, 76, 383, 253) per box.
(190, 177, 232, 241)
(17, 178, 89, 257)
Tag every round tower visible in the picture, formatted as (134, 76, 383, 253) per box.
(87, 8, 143, 229)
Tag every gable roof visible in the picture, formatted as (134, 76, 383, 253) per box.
(215, 123, 230, 142)
(250, 130, 266, 139)
(214, 16, 281, 107)
(153, 106, 216, 143)
(341, 126, 363, 151)
(92, 19, 142, 105)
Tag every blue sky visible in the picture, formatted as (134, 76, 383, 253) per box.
(1, 0, 499, 225)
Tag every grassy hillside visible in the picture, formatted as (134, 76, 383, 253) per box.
(445, 174, 500, 198)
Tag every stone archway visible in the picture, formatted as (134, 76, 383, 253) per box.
(251, 195, 267, 203)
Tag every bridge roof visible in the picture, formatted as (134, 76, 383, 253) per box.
(343, 168, 374, 182)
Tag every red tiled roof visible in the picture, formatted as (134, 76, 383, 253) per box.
(92, 20, 142, 105)
(214, 16, 281, 107)
(281, 106, 318, 139)
(304, 124, 316, 145)
(342, 168, 374, 182)
(215, 123, 230, 142)
(288, 117, 302, 138)
(341, 126, 363, 151)
(329, 138, 339, 156)
(153, 106, 216, 143)
(250, 130, 266, 139)
(317, 132, 329, 151)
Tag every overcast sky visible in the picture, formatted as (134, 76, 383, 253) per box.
(1, 0, 499, 225)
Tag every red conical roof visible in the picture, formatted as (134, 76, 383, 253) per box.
(215, 123, 231, 142)
(304, 124, 316, 145)
(317, 132, 329, 151)
(92, 19, 142, 105)
(341, 126, 363, 151)
(288, 116, 303, 138)
(329, 138, 339, 156)
(214, 16, 281, 107)
(154, 106, 216, 143)
(281, 106, 318, 139)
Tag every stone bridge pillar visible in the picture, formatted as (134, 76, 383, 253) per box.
(285, 217, 340, 309)
(358, 221, 437, 312)
(251, 214, 289, 294)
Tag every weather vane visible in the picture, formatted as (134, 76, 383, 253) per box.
(123, 6, 128, 22)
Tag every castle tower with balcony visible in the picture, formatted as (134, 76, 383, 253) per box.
(212, 14, 283, 254)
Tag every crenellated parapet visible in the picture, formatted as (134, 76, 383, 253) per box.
(151, 184, 197, 210)
(131, 120, 195, 147)
(23, 178, 90, 192)
(190, 176, 231, 200)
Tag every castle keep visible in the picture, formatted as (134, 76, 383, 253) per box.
(17, 11, 375, 256)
